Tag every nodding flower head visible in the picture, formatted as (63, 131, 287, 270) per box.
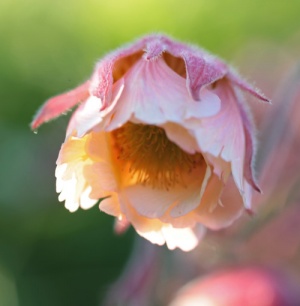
(32, 34, 269, 251)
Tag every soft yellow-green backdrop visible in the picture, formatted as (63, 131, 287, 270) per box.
(0, 0, 299, 305)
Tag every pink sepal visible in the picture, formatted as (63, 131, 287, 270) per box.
(31, 80, 90, 130)
(228, 70, 270, 103)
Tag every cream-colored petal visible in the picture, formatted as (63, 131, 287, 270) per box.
(170, 165, 211, 218)
(121, 196, 204, 251)
(163, 173, 224, 228)
(194, 174, 224, 216)
(56, 162, 98, 213)
(80, 186, 98, 210)
(162, 122, 199, 155)
(123, 184, 180, 219)
(55, 163, 68, 193)
(84, 162, 118, 196)
(205, 153, 231, 182)
(99, 193, 122, 217)
(161, 225, 205, 251)
(85, 131, 111, 162)
(55, 131, 118, 212)
(124, 161, 208, 219)
(196, 177, 244, 230)
(56, 136, 86, 165)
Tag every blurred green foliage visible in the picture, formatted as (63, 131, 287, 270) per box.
(0, 0, 299, 305)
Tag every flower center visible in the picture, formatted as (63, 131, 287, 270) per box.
(112, 122, 203, 189)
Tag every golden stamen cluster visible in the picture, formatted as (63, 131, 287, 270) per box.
(112, 122, 203, 189)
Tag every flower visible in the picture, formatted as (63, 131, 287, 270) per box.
(31, 34, 268, 251)
(169, 266, 300, 306)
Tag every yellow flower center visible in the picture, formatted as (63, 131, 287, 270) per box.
(112, 122, 203, 189)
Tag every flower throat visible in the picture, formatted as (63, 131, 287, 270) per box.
(112, 122, 202, 189)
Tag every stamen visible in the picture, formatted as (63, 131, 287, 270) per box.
(112, 122, 203, 189)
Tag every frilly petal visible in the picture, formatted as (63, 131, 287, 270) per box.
(123, 200, 205, 251)
(55, 132, 119, 212)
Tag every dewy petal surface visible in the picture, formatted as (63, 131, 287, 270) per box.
(32, 34, 268, 251)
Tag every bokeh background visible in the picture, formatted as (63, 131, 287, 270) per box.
(0, 0, 300, 305)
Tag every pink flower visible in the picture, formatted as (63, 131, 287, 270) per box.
(31, 34, 268, 251)
(169, 266, 300, 306)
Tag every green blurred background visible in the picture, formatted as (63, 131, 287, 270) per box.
(0, 0, 299, 305)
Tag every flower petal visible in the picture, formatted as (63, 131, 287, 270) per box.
(160, 35, 228, 100)
(55, 161, 98, 212)
(55, 132, 119, 212)
(106, 57, 221, 130)
(99, 193, 122, 217)
(170, 165, 211, 218)
(162, 122, 199, 154)
(124, 184, 181, 219)
(196, 177, 244, 230)
(67, 79, 124, 137)
(31, 80, 90, 130)
(190, 79, 254, 201)
(123, 200, 205, 251)
(161, 224, 205, 251)
(228, 69, 270, 102)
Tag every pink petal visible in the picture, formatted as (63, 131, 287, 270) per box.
(90, 37, 149, 109)
(239, 102, 261, 192)
(170, 166, 211, 218)
(197, 177, 244, 230)
(205, 154, 231, 182)
(191, 80, 245, 161)
(67, 79, 124, 137)
(31, 80, 90, 130)
(182, 53, 227, 101)
(157, 35, 228, 100)
(190, 80, 253, 198)
(228, 70, 270, 102)
(106, 57, 220, 130)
